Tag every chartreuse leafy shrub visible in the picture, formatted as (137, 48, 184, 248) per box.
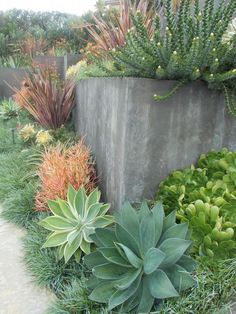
(84, 201, 196, 313)
(39, 186, 114, 263)
(156, 148, 236, 259)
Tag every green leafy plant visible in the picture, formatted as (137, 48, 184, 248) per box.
(0, 98, 20, 120)
(84, 201, 196, 313)
(39, 186, 114, 263)
(96, 0, 236, 115)
(156, 148, 236, 258)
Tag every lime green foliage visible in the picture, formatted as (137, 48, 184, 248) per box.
(156, 148, 236, 258)
(23, 221, 84, 295)
(85, 201, 196, 313)
(0, 98, 20, 120)
(39, 186, 113, 263)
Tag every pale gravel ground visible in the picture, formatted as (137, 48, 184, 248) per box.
(0, 209, 54, 314)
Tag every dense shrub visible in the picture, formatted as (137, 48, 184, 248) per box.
(156, 148, 236, 258)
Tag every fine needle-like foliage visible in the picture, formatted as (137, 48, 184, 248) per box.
(39, 186, 114, 263)
(84, 201, 196, 313)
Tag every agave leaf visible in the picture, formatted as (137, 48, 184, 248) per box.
(67, 184, 77, 209)
(114, 268, 142, 290)
(89, 281, 116, 303)
(177, 255, 197, 272)
(58, 243, 66, 260)
(40, 216, 73, 230)
(83, 227, 95, 243)
(139, 212, 155, 254)
(108, 276, 141, 310)
(74, 249, 82, 263)
(86, 276, 101, 289)
(84, 251, 108, 269)
(137, 276, 155, 313)
(144, 248, 166, 275)
(116, 202, 140, 241)
(58, 199, 78, 221)
(98, 203, 111, 216)
(93, 263, 127, 280)
(148, 269, 179, 299)
(115, 223, 140, 256)
(86, 204, 104, 222)
(138, 201, 150, 221)
(80, 239, 91, 254)
(42, 231, 68, 248)
(95, 228, 117, 247)
(115, 243, 142, 269)
(92, 216, 114, 228)
(67, 229, 81, 245)
(163, 210, 177, 232)
(99, 248, 132, 267)
(73, 187, 86, 217)
(160, 223, 189, 243)
(159, 238, 192, 267)
(64, 235, 83, 263)
(164, 265, 196, 292)
(89, 233, 104, 247)
(38, 220, 58, 232)
(152, 201, 164, 243)
(85, 187, 101, 210)
(47, 199, 65, 217)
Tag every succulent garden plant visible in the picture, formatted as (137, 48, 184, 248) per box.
(156, 148, 236, 258)
(39, 186, 114, 263)
(84, 201, 196, 313)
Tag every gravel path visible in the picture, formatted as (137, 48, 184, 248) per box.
(0, 212, 54, 314)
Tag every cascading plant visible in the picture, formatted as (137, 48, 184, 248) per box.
(84, 201, 196, 313)
(39, 186, 114, 263)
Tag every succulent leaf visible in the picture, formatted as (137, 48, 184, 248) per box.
(39, 186, 112, 263)
(85, 201, 196, 312)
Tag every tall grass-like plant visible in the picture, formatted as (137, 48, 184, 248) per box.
(86, 0, 155, 53)
(13, 65, 76, 129)
(35, 141, 97, 211)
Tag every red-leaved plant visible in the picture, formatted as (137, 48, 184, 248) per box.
(35, 141, 97, 211)
(13, 65, 75, 129)
(86, 0, 155, 53)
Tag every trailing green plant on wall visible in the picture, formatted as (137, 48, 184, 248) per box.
(156, 148, 236, 258)
(84, 201, 196, 313)
(89, 0, 236, 116)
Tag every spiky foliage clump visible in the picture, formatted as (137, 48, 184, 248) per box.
(35, 141, 97, 211)
(0, 98, 20, 120)
(13, 65, 75, 129)
(39, 186, 113, 263)
(23, 221, 84, 295)
(156, 148, 236, 258)
(86, 0, 155, 54)
(97, 0, 236, 113)
(85, 201, 196, 313)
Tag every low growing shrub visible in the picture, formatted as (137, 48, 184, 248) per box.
(156, 148, 236, 258)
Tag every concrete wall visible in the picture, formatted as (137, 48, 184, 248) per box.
(34, 54, 81, 80)
(0, 68, 28, 99)
(75, 77, 236, 210)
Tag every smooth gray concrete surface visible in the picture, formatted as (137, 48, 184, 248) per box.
(0, 207, 54, 314)
(75, 78, 236, 210)
(0, 68, 28, 99)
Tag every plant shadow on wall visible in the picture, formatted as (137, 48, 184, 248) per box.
(73, 0, 236, 117)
